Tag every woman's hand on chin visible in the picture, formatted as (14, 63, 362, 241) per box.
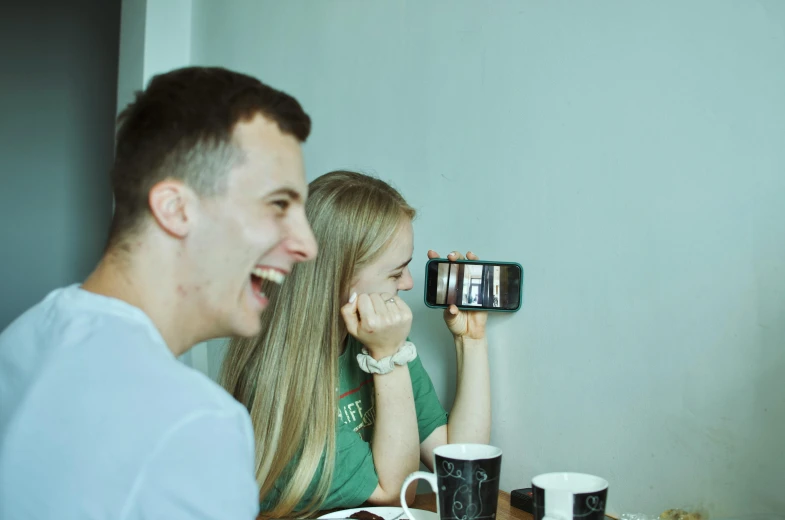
(341, 291, 413, 359)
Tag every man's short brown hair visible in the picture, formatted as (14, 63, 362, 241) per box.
(108, 66, 311, 247)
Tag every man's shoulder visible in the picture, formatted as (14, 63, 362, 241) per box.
(0, 285, 69, 342)
(0, 283, 249, 446)
(0, 290, 257, 519)
(0, 284, 153, 354)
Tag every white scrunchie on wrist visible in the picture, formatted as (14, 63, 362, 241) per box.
(356, 341, 417, 375)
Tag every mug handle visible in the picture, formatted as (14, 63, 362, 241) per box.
(400, 471, 437, 520)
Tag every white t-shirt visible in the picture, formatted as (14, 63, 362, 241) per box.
(0, 285, 259, 520)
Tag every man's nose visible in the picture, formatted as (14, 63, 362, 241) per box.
(285, 209, 318, 262)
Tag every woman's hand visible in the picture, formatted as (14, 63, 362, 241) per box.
(341, 292, 413, 359)
(428, 250, 488, 340)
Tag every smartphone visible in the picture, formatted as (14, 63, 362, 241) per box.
(424, 258, 523, 312)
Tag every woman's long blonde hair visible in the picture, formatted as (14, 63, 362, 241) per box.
(220, 170, 416, 518)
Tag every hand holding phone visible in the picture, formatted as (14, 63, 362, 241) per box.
(427, 250, 490, 339)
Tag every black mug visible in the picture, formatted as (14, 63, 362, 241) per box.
(532, 472, 608, 520)
(401, 444, 502, 520)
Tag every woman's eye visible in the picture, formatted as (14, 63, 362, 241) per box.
(391, 273, 403, 280)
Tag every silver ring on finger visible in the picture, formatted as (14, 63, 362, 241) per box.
(386, 298, 396, 303)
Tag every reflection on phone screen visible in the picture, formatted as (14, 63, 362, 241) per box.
(432, 262, 520, 310)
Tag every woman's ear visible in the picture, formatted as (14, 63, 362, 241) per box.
(345, 274, 359, 304)
(345, 284, 357, 304)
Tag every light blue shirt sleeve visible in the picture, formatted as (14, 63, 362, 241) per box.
(122, 410, 259, 520)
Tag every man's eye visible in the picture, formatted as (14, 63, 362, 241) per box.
(272, 199, 290, 211)
(391, 273, 403, 280)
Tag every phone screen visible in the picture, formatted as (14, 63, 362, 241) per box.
(425, 260, 523, 311)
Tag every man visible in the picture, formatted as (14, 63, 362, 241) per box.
(0, 67, 318, 519)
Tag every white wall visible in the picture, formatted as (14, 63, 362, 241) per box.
(116, 0, 212, 372)
(117, 0, 193, 112)
(126, 1, 785, 517)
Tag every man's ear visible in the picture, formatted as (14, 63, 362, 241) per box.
(148, 180, 196, 238)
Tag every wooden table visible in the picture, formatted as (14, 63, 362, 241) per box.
(310, 491, 531, 520)
(412, 490, 532, 520)
(412, 491, 614, 520)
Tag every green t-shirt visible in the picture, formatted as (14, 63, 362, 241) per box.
(260, 337, 448, 512)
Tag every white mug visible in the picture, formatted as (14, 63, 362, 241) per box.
(532, 472, 608, 520)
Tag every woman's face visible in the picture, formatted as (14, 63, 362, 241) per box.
(349, 219, 415, 299)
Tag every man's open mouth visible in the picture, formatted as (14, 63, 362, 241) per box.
(250, 266, 286, 300)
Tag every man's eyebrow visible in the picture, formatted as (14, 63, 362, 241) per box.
(393, 257, 413, 271)
(266, 188, 303, 201)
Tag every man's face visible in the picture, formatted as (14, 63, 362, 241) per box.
(188, 113, 317, 338)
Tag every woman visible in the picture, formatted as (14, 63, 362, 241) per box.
(220, 170, 491, 517)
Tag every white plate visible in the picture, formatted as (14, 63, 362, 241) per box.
(318, 506, 438, 520)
